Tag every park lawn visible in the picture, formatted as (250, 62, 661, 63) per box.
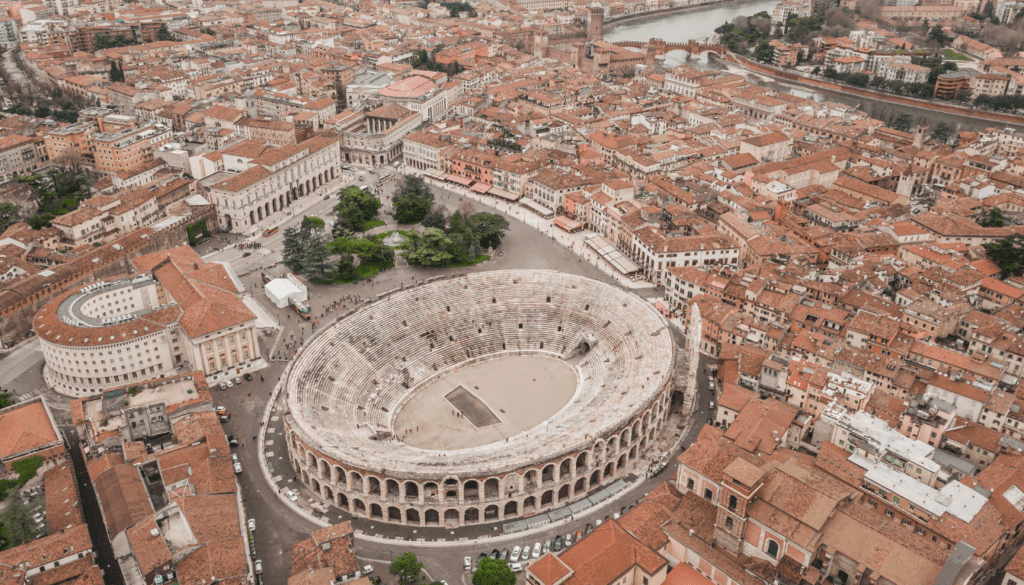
(361, 219, 386, 231)
(943, 49, 970, 60)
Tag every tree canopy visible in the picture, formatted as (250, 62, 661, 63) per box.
(984, 234, 1024, 277)
(393, 176, 435, 224)
(472, 558, 516, 585)
(980, 208, 1006, 228)
(390, 552, 423, 584)
(0, 203, 22, 235)
(334, 186, 381, 231)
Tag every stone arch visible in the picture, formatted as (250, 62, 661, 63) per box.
(618, 453, 627, 469)
(465, 508, 479, 523)
(524, 469, 538, 488)
(424, 482, 438, 499)
(485, 504, 499, 520)
(485, 478, 500, 499)
(605, 461, 615, 477)
(630, 445, 638, 460)
(558, 484, 570, 502)
(337, 493, 349, 509)
(523, 496, 536, 513)
(301, 469, 308, 484)
(465, 480, 480, 502)
(386, 479, 400, 498)
(388, 506, 402, 521)
(443, 478, 459, 499)
(265, 202, 270, 218)
(576, 452, 588, 469)
(407, 508, 420, 524)
(332, 465, 344, 484)
(319, 459, 329, 478)
(559, 458, 572, 479)
(249, 210, 255, 225)
(541, 490, 553, 506)
(444, 509, 460, 526)
(368, 476, 381, 496)
(504, 501, 518, 517)
(542, 464, 555, 483)
(257, 207, 263, 221)
(353, 499, 366, 515)
(350, 471, 364, 492)
(574, 477, 586, 495)
(306, 451, 315, 467)
(609, 436, 619, 452)
(425, 509, 439, 525)
(272, 198, 278, 213)
(370, 504, 383, 519)
(405, 481, 419, 499)
(590, 469, 601, 485)
(311, 477, 321, 494)
(324, 485, 334, 502)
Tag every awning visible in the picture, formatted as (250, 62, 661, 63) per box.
(584, 234, 641, 275)
(447, 174, 472, 186)
(520, 197, 555, 218)
(471, 182, 491, 194)
(553, 216, 583, 232)
(489, 187, 522, 201)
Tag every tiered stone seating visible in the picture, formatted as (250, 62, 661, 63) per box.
(286, 270, 674, 479)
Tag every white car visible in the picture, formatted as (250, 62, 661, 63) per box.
(510, 546, 520, 562)
(215, 406, 226, 413)
(464, 557, 472, 571)
(521, 546, 530, 561)
(247, 518, 256, 533)
(510, 563, 523, 573)
(533, 544, 541, 559)
(286, 490, 298, 502)
(254, 560, 263, 574)
(225, 380, 233, 388)
(233, 462, 242, 474)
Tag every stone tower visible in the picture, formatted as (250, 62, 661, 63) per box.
(587, 6, 604, 40)
(914, 119, 927, 149)
(533, 31, 549, 59)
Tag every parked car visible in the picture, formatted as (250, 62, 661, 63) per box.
(218, 382, 227, 391)
(233, 462, 242, 474)
(565, 533, 572, 547)
(362, 565, 374, 575)
(225, 380, 233, 389)
(553, 537, 562, 552)
(576, 530, 583, 541)
(542, 540, 551, 554)
(286, 490, 298, 502)
(510, 563, 523, 573)
(215, 406, 226, 413)
(244, 373, 253, 381)
(219, 415, 230, 423)
(231, 453, 238, 462)
(234, 377, 242, 386)
(227, 435, 239, 446)
(490, 550, 499, 559)
(242, 252, 251, 257)
(247, 518, 255, 532)
(521, 546, 530, 560)
(510, 546, 520, 562)
(464, 557, 472, 571)
(585, 524, 593, 535)
(500, 549, 510, 561)
(533, 543, 541, 558)
(255, 560, 262, 574)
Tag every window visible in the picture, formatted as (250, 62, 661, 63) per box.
(766, 540, 779, 558)
(686, 478, 694, 490)
(703, 488, 713, 501)
(725, 517, 734, 529)
(728, 495, 737, 511)
(885, 509, 893, 517)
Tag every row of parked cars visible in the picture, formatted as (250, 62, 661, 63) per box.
(218, 373, 253, 391)
(467, 524, 601, 572)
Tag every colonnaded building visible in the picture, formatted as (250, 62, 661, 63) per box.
(34, 246, 263, 397)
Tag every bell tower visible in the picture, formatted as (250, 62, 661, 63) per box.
(587, 6, 604, 40)
(713, 458, 765, 557)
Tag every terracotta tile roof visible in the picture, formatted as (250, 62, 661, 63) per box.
(677, 426, 767, 483)
(0, 524, 94, 585)
(0, 400, 59, 460)
(559, 521, 666, 585)
(125, 516, 172, 579)
(93, 465, 154, 537)
(43, 463, 85, 534)
(528, 554, 573, 585)
(290, 522, 359, 579)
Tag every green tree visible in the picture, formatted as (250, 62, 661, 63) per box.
(981, 207, 1006, 227)
(334, 186, 381, 231)
(891, 113, 914, 133)
(393, 175, 435, 224)
(157, 24, 172, 41)
(927, 25, 948, 45)
(0, 393, 11, 409)
(846, 73, 869, 87)
(0, 498, 36, 549)
(472, 558, 516, 585)
(421, 209, 447, 230)
(467, 212, 510, 248)
(754, 40, 773, 62)
(390, 552, 424, 584)
(984, 234, 1024, 277)
(822, 67, 839, 79)
(930, 121, 954, 144)
(329, 235, 395, 265)
(0, 203, 21, 234)
(403, 227, 460, 266)
(302, 216, 325, 231)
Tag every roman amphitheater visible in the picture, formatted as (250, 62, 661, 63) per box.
(282, 270, 675, 527)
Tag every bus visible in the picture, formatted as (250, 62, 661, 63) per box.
(289, 297, 311, 320)
(262, 226, 278, 237)
(261, 272, 271, 284)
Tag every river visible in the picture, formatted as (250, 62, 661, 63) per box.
(603, 1, 1022, 131)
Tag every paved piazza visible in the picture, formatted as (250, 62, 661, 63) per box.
(395, 356, 578, 449)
